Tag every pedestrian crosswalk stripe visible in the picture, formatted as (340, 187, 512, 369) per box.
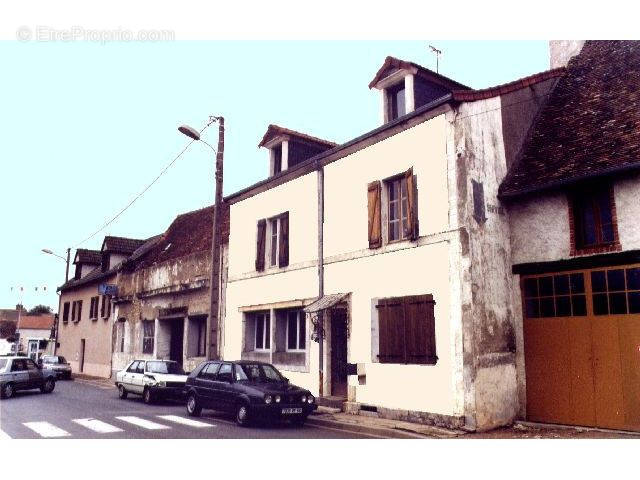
(23, 422, 70, 438)
(115, 416, 170, 430)
(73, 418, 123, 433)
(157, 415, 215, 428)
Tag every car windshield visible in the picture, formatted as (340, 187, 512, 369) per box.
(42, 356, 55, 364)
(58, 356, 67, 363)
(0, 359, 7, 372)
(236, 363, 283, 382)
(146, 361, 184, 375)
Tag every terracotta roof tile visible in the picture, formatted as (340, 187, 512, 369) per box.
(74, 249, 101, 265)
(101, 236, 146, 254)
(17, 314, 54, 330)
(368, 56, 470, 91)
(500, 41, 640, 198)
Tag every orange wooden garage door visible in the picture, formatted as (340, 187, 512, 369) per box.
(522, 265, 640, 432)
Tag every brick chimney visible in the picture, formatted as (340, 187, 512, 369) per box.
(549, 40, 585, 68)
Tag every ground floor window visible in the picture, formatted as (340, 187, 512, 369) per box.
(255, 312, 270, 351)
(187, 316, 207, 357)
(375, 294, 437, 365)
(116, 320, 125, 353)
(286, 310, 306, 352)
(142, 320, 155, 354)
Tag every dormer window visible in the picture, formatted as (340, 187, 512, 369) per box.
(387, 81, 406, 121)
(272, 143, 283, 175)
(259, 124, 337, 178)
(369, 56, 470, 125)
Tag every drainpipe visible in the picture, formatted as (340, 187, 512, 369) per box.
(317, 165, 324, 397)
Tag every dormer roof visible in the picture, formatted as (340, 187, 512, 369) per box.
(258, 124, 337, 149)
(368, 56, 470, 91)
(101, 236, 146, 254)
(73, 249, 102, 265)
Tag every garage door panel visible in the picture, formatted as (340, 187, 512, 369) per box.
(591, 316, 626, 430)
(618, 316, 640, 431)
(567, 316, 596, 426)
(524, 318, 572, 424)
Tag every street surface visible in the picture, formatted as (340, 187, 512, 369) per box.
(0, 378, 375, 439)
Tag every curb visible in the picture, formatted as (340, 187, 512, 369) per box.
(306, 416, 433, 439)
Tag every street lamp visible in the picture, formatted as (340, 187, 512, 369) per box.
(179, 117, 225, 361)
(42, 248, 70, 283)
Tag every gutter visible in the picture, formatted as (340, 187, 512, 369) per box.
(499, 162, 640, 200)
(224, 94, 453, 205)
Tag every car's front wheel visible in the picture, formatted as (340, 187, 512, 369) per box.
(235, 403, 251, 427)
(143, 387, 154, 405)
(1, 383, 14, 399)
(41, 378, 55, 394)
(186, 393, 202, 417)
(118, 384, 128, 399)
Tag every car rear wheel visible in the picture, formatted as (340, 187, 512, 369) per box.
(1, 383, 14, 399)
(41, 378, 55, 394)
(143, 387, 154, 405)
(235, 403, 251, 427)
(118, 384, 128, 399)
(186, 393, 202, 417)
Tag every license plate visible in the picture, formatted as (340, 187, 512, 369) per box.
(281, 408, 302, 414)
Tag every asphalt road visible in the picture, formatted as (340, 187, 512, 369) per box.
(0, 378, 374, 439)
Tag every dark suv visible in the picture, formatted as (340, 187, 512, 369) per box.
(184, 360, 316, 426)
(0, 356, 57, 399)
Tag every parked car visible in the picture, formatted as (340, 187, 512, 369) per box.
(39, 355, 72, 379)
(0, 356, 57, 399)
(115, 359, 188, 404)
(184, 360, 316, 427)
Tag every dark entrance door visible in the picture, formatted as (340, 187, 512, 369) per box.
(79, 339, 85, 373)
(330, 308, 348, 397)
(169, 320, 184, 367)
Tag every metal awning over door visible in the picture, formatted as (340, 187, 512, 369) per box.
(302, 293, 350, 314)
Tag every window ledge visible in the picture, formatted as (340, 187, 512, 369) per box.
(571, 242, 622, 257)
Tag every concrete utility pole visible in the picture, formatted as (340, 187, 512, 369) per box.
(208, 117, 225, 360)
(317, 166, 324, 396)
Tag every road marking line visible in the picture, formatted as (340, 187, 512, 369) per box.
(115, 416, 170, 430)
(23, 422, 70, 438)
(0, 428, 12, 440)
(157, 415, 216, 428)
(73, 418, 123, 433)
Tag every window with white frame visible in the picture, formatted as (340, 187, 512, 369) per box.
(286, 310, 306, 352)
(269, 217, 279, 267)
(387, 176, 409, 242)
(116, 320, 125, 353)
(254, 312, 271, 351)
(142, 320, 154, 354)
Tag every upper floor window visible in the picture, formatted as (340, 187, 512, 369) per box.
(570, 183, 618, 252)
(62, 302, 70, 323)
(255, 212, 289, 271)
(387, 176, 409, 242)
(89, 296, 99, 320)
(100, 295, 111, 319)
(387, 82, 406, 120)
(368, 168, 417, 248)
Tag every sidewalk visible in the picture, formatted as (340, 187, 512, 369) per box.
(71, 373, 115, 390)
(308, 406, 465, 439)
(308, 407, 640, 439)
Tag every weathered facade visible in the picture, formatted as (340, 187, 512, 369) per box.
(501, 41, 640, 432)
(112, 205, 229, 375)
(221, 54, 563, 431)
(57, 238, 146, 378)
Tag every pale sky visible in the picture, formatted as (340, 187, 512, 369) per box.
(0, 40, 549, 311)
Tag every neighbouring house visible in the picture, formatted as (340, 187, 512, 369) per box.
(57, 237, 147, 377)
(0, 305, 22, 355)
(221, 51, 565, 431)
(111, 204, 229, 376)
(16, 313, 55, 360)
(500, 41, 640, 433)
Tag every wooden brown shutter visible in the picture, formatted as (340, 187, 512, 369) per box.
(77, 300, 83, 322)
(278, 212, 289, 268)
(367, 181, 382, 248)
(71, 301, 76, 322)
(376, 298, 405, 363)
(404, 295, 437, 364)
(255, 219, 266, 272)
(106, 296, 111, 318)
(405, 167, 418, 240)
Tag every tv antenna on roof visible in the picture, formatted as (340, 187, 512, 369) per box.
(429, 44, 442, 73)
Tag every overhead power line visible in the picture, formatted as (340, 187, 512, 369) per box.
(74, 121, 214, 248)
